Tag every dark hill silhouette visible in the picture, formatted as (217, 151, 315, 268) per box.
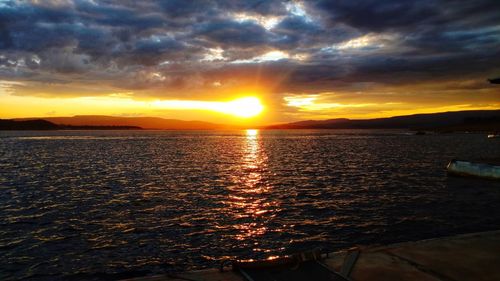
(17, 115, 226, 130)
(488, 77, 500, 84)
(265, 110, 500, 131)
(0, 119, 60, 130)
(0, 119, 141, 130)
(7, 110, 500, 131)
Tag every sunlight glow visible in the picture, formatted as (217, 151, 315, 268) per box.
(285, 1, 313, 22)
(232, 12, 282, 30)
(246, 129, 258, 137)
(223, 97, 264, 117)
(232, 50, 289, 64)
(201, 47, 225, 62)
(231, 50, 308, 64)
(284, 95, 317, 107)
(259, 51, 288, 61)
(284, 95, 374, 110)
(322, 33, 396, 52)
(153, 96, 264, 118)
(335, 35, 375, 50)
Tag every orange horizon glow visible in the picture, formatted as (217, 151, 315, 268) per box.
(0, 92, 266, 122)
(0, 82, 499, 124)
(152, 96, 264, 118)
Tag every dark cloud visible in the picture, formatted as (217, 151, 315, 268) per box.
(313, 0, 438, 32)
(194, 19, 272, 47)
(0, 0, 498, 97)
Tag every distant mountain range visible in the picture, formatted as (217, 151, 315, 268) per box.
(0, 119, 61, 130)
(2, 110, 499, 131)
(265, 110, 500, 132)
(0, 119, 141, 130)
(14, 115, 226, 130)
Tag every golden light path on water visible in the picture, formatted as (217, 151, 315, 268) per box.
(226, 130, 279, 251)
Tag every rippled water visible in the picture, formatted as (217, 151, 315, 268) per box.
(1, 129, 500, 280)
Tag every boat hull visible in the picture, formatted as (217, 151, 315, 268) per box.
(447, 160, 500, 180)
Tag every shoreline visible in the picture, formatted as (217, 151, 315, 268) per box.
(125, 229, 500, 281)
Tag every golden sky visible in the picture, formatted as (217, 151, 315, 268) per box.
(1, 79, 499, 125)
(1, 1, 499, 125)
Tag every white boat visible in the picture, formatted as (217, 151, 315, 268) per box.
(447, 160, 500, 180)
(487, 134, 499, 138)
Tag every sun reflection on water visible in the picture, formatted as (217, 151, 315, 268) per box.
(226, 129, 278, 245)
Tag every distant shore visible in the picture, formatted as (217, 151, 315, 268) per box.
(0, 119, 141, 130)
(265, 110, 500, 132)
(2, 109, 499, 132)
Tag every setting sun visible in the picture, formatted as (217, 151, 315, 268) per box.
(152, 96, 264, 118)
(223, 97, 264, 118)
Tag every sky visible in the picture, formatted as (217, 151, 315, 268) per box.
(0, 0, 499, 125)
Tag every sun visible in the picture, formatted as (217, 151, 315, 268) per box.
(151, 96, 264, 118)
(223, 97, 264, 118)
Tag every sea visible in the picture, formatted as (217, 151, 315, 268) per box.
(1, 129, 499, 280)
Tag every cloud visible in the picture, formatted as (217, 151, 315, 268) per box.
(0, 0, 498, 110)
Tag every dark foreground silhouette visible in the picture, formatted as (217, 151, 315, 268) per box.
(0, 119, 141, 130)
(266, 110, 500, 132)
(3, 109, 500, 131)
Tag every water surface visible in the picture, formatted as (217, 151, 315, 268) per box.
(1, 129, 499, 280)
